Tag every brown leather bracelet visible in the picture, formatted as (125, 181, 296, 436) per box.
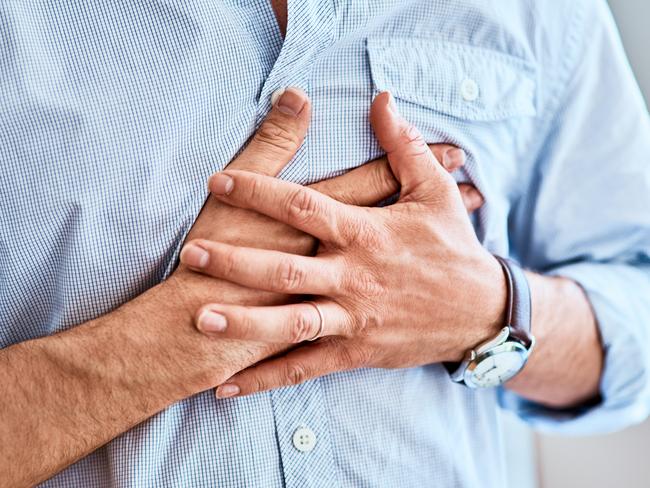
(494, 255, 534, 348)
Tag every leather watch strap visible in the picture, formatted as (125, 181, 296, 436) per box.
(494, 256, 534, 348)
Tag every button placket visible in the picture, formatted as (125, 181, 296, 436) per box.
(261, 2, 339, 486)
(255, 0, 335, 123)
(270, 381, 338, 488)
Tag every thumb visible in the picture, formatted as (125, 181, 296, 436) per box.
(370, 92, 450, 199)
(223, 87, 311, 177)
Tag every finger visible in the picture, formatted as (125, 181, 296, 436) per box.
(310, 157, 398, 206)
(227, 87, 311, 176)
(194, 300, 350, 343)
(430, 145, 466, 172)
(208, 170, 356, 244)
(370, 92, 454, 199)
(309, 144, 466, 206)
(215, 339, 360, 398)
(458, 184, 485, 213)
(180, 239, 342, 295)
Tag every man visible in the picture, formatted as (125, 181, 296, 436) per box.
(1, 1, 649, 487)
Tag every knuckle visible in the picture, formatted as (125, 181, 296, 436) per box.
(429, 143, 450, 161)
(288, 309, 314, 343)
(273, 257, 305, 292)
(284, 362, 308, 386)
(354, 273, 384, 297)
(220, 247, 239, 278)
(246, 175, 264, 202)
(430, 144, 457, 167)
(435, 172, 458, 197)
(356, 312, 383, 335)
(399, 124, 427, 150)
(254, 121, 301, 154)
(237, 311, 256, 339)
(342, 218, 382, 249)
(285, 189, 320, 226)
(339, 265, 382, 298)
(248, 374, 268, 394)
(371, 160, 398, 198)
(464, 186, 485, 207)
(337, 342, 371, 368)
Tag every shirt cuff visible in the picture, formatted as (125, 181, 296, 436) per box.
(499, 261, 650, 435)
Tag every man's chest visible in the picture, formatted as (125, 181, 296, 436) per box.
(0, 0, 541, 334)
(1, 1, 539, 204)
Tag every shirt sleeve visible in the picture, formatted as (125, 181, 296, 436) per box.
(499, 0, 650, 435)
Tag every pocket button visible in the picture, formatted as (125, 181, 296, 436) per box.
(460, 78, 480, 102)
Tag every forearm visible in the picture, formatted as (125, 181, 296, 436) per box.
(0, 280, 265, 487)
(505, 272, 603, 408)
(0, 285, 184, 487)
(0, 276, 292, 487)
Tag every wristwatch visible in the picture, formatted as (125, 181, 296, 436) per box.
(445, 256, 536, 388)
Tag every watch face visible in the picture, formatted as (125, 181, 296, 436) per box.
(466, 343, 528, 388)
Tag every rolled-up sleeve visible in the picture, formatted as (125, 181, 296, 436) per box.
(500, 0, 650, 434)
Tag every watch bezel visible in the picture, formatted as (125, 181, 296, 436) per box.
(463, 341, 530, 388)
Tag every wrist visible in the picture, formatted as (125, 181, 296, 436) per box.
(146, 278, 235, 392)
(448, 253, 508, 362)
(54, 279, 231, 401)
(157, 273, 290, 389)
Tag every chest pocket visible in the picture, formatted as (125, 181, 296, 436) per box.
(367, 37, 537, 122)
(367, 37, 538, 246)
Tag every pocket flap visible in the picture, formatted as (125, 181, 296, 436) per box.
(367, 37, 537, 122)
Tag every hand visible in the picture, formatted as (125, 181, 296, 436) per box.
(180, 92, 503, 397)
(168, 87, 483, 388)
(173, 88, 481, 307)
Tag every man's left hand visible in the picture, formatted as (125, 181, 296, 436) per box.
(181, 92, 507, 398)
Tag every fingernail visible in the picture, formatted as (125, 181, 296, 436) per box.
(273, 87, 307, 116)
(386, 92, 399, 116)
(216, 383, 240, 399)
(180, 244, 209, 268)
(210, 173, 234, 195)
(471, 190, 485, 208)
(270, 88, 285, 107)
(443, 148, 466, 170)
(198, 309, 228, 333)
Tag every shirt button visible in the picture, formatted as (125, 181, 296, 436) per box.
(292, 426, 317, 453)
(460, 78, 480, 102)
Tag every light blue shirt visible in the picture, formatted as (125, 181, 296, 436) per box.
(1, 1, 649, 486)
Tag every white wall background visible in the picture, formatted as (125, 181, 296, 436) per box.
(536, 1, 650, 487)
(608, 0, 650, 99)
